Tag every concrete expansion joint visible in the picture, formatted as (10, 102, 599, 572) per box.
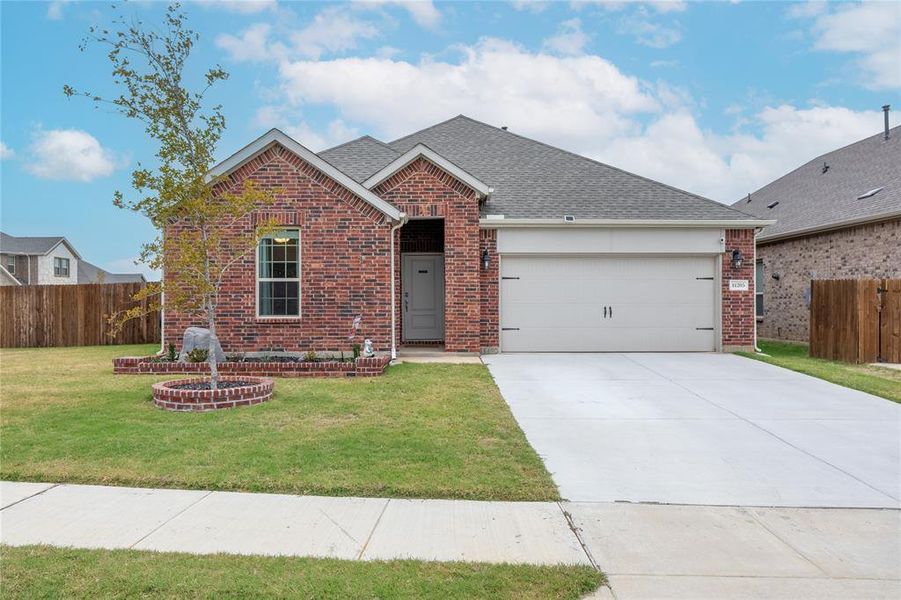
(557, 501, 601, 571)
(128, 490, 213, 550)
(0, 482, 59, 511)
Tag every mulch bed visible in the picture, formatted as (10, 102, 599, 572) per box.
(167, 380, 256, 391)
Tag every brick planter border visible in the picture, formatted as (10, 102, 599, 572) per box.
(152, 376, 273, 412)
(114, 355, 391, 378)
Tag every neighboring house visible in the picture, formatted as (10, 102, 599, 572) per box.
(164, 115, 771, 357)
(733, 117, 900, 342)
(0, 232, 146, 286)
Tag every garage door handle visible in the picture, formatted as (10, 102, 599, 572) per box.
(609, 306, 613, 318)
(603, 306, 607, 319)
(502, 327, 520, 331)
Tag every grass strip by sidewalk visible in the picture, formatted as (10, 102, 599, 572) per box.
(0, 545, 604, 600)
(0, 345, 556, 501)
(737, 340, 901, 403)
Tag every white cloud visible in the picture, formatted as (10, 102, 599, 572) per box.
(511, 0, 549, 13)
(542, 19, 590, 56)
(356, 1, 442, 29)
(106, 257, 160, 281)
(276, 37, 658, 148)
(193, 0, 277, 14)
(617, 8, 682, 48)
(216, 23, 281, 62)
(253, 105, 360, 151)
(0, 142, 13, 160)
(46, 0, 71, 20)
(25, 129, 119, 182)
(795, 1, 901, 90)
(574, 1, 686, 13)
(292, 8, 380, 59)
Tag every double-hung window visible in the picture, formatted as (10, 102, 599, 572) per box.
(755, 259, 764, 317)
(6, 255, 15, 275)
(54, 257, 70, 277)
(257, 230, 300, 317)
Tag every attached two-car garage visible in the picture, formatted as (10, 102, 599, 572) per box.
(495, 227, 725, 353)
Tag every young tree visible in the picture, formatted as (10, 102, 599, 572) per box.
(65, 3, 278, 388)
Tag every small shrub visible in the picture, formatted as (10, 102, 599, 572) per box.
(303, 350, 318, 362)
(352, 344, 361, 359)
(186, 348, 208, 363)
(167, 343, 177, 361)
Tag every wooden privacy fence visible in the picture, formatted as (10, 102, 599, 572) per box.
(810, 279, 900, 364)
(0, 283, 160, 348)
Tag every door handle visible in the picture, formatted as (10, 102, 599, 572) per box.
(404, 300, 408, 312)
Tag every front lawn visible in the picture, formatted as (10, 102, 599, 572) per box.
(0, 345, 556, 500)
(738, 340, 901, 403)
(1, 545, 604, 600)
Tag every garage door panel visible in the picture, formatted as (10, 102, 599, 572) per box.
(500, 255, 717, 352)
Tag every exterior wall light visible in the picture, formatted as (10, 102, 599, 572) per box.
(481, 248, 490, 270)
(731, 249, 744, 270)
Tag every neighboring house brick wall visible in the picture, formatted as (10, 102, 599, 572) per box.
(375, 157, 481, 353)
(722, 228, 756, 351)
(757, 218, 901, 342)
(480, 229, 499, 353)
(163, 145, 394, 354)
(38, 245, 77, 285)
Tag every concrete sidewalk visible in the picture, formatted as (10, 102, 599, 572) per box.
(0, 481, 590, 566)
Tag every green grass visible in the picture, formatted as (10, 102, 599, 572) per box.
(738, 340, 901, 403)
(0, 545, 604, 600)
(0, 345, 557, 500)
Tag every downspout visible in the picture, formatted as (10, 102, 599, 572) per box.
(389, 212, 408, 361)
(754, 228, 762, 353)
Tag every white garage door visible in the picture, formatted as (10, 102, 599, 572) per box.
(500, 255, 717, 352)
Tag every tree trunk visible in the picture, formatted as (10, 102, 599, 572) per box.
(206, 300, 220, 391)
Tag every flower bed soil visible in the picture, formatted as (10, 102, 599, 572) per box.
(114, 355, 391, 378)
(152, 376, 273, 412)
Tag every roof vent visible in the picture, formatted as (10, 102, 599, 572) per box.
(821, 162, 829, 174)
(857, 187, 883, 200)
(883, 105, 890, 140)
(745, 193, 751, 203)
(563, 215, 576, 222)
(767, 201, 779, 209)
(501, 126, 508, 131)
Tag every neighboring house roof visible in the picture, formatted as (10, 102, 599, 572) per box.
(363, 143, 492, 197)
(208, 129, 403, 221)
(733, 126, 901, 242)
(77, 260, 146, 284)
(0, 232, 81, 258)
(320, 115, 763, 223)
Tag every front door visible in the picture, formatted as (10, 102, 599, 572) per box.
(403, 254, 445, 341)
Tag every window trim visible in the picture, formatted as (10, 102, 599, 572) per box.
(255, 229, 302, 319)
(6, 255, 15, 275)
(54, 257, 70, 278)
(755, 258, 764, 318)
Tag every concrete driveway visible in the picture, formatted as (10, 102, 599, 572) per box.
(483, 353, 900, 508)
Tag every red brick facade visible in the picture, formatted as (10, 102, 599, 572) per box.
(374, 157, 482, 353)
(163, 145, 393, 354)
(721, 228, 757, 350)
(479, 229, 499, 352)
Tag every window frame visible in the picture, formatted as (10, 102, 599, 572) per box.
(255, 229, 301, 319)
(53, 257, 70, 278)
(6, 255, 15, 275)
(755, 258, 764, 318)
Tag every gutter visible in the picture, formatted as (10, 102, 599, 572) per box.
(480, 218, 776, 229)
(389, 212, 409, 360)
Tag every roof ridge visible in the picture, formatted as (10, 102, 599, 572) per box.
(446, 115, 758, 220)
(320, 134, 398, 155)
(733, 125, 899, 206)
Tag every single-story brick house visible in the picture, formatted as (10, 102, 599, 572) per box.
(733, 116, 900, 342)
(163, 115, 772, 357)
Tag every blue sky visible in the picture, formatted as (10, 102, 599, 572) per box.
(1, 0, 899, 278)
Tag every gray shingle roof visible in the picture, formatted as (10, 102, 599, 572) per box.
(320, 115, 759, 222)
(733, 126, 901, 241)
(77, 260, 146, 284)
(318, 135, 400, 183)
(0, 232, 66, 255)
